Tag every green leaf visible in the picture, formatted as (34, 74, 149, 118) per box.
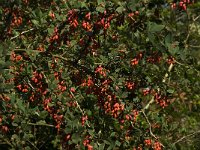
(133, 97, 140, 103)
(148, 32, 156, 44)
(168, 44, 179, 55)
(36, 120, 46, 125)
(71, 133, 81, 144)
(39, 111, 48, 119)
(148, 22, 165, 32)
(116, 6, 124, 13)
(107, 141, 115, 150)
(12, 122, 18, 127)
(97, 0, 104, 5)
(145, 76, 152, 83)
(98, 143, 105, 150)
(48, 27, 54, 35)
(88, 129, 94, 137)
(35, 8, 43, 18)
(96, 6, 105, 13)
(32, 19, 39, 26)
(167, 89, 175, 94)
(110, 132, 116, 137)
(103, 140, 110, 145)
(121, 92, 128, 98)
(128, 1, 137, 11)
(16, 99, 25, 113)
(80, 2, 88, 8)
(115, 140, 121, 146)
(165, 33, 173, 45)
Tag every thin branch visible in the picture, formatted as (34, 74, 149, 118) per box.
(38, 137, 51, 150)
(188, 45, 200, 48)
(24, 77, 35, 91)
(70, 91, 91, 128)
(27, 122, 55, 128)
(26, 139, 39, 150)
(69, 89, 85, 115)
(54, 55, 69, 62)
(10, 28, 34, 40)
(0, 139, 13, 147)
(13, 48, 42, 52)
(193, 15, 200, 22)
(53, 54, 95, 76)
(184, 31, 190, 47)
(143, 63, 174, 111)
(141, 110, 165, 148)
(162, 63, 174, 83)
(27, 122, 65, 131)
(70, 90, 85, 115)
(141, 110, 157, 139)
(174, 59, 199, 73)
(143, 96, 154, 111)
(173, 130, 200, 145)
(174, 60, 186, 66)
(75, 101, 85, 116)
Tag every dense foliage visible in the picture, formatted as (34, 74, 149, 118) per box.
(0, 0, 200, 149)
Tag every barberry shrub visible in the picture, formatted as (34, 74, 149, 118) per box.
(0, 0, 200, 150)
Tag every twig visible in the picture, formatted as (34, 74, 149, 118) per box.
(173, 130, 200, 145)
(26, 78, 35, 91)
(10, 28, 34, 40)
(174, 59, 199, 73)
(69, 91, 84, 114)
(70, 90, 85, 115)
(54, 55, 69, 62)
(162, 63, 174, 83)
(70, 91, 91, 127)
(53, 54, 95, 76)
(184, 31, 190, 47)
(0, 139, 13, 147)
(27, 122, 55, 127)
(143, 63, 174, 111)
(188, 45, 200, 48)
(13, 48, 42, 52)
(143, 96, 154, 111)
(26, 139, 39, 150)
(193, 15, 200, 22)
(75, 101, 85, 115)
(141, 110, 165, 148)
(38, 137, 51, 150)
(141, 110, 157, 139)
